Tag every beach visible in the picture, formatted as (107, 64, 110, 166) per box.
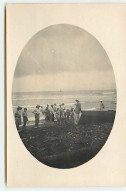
(13, 90, 116, 168)
(12, 89, 116, 121)
(18, 110, 115, 168)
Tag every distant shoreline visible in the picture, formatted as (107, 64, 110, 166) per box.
(12, 89, 117, 94)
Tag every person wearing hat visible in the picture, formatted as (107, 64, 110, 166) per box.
(100, 100, 105, 111)
(22, 108, 28, 128)
(15, 106, 22, 130)
(74, 99, 81, 125)
(32, 105, 40, 128)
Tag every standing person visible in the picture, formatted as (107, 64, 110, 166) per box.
(40, 106, 45, 120)
(66, 109, 70, 121)
(15, 106, 22, 130)
(74, 99, 81, 125)
(50, 105, 54, 121)
(70, 107, 74, 122)
(53, 103, 57, 121)
(45, 104, 50, 121)
(62, 103, 66, 120)
(32, 105, 40, 128)
(22, 108, 28, 128)
(53, 104, 57, 112)
(56, 108, 60, 124)
(100, 100, 105, 111)
(40, 106, 44, 114)
(59, 104, 63, 121)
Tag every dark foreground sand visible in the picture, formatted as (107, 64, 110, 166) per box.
(18, 117, 113, 168)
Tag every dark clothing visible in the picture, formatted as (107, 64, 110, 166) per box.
(45, 107, 50, 121)
(35, 114, 39, 127)
(16, 121, 19, 130)
(50, 113, 54, 121)
(15, 111, 21, 130)
(100, 102, 105, 110)
(66, 109, 70, 120)
(22, 111, 28, 128)
(23, 116, 28, 122)
(23, 120, 27, 128)
(70, 111, 74, 122)
(32, 108, 40, 128)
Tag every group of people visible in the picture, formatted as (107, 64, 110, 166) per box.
(15, 106, 28, 130)
(15, 99, 82, 130)
(15, 100, 105, 130)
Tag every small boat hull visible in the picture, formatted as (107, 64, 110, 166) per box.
(79, 110, 116, 124)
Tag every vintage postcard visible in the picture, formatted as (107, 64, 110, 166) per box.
(6, 3, 126, 187)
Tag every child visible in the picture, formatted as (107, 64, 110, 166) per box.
(70, 107, 74, 122)
(22, 108, 28, 128)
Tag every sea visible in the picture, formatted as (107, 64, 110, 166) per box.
(12, 90, 117, 122)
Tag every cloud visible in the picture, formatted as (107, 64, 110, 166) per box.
(13, 71, 116, 92)
(14, 24, 113, 78)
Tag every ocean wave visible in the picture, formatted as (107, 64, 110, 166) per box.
(12, 101, 86, 109)
(85, 107, 98, 111)
(102, 92, 115, 95)
(12, 92, 116, 101)
(12, 95, 83, 101)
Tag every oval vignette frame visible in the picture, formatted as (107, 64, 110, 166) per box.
(12, 24, 117, 169)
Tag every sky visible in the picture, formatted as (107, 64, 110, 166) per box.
(13, 24, 116, 92)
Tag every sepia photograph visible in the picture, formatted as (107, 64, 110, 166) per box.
(12, 24, 117, 169)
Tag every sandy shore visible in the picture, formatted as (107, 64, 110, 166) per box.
(18, 117, 113, 168)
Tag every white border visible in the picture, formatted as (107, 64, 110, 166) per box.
(1, 0, 126, 191)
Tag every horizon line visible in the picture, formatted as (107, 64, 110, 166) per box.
(12, 89, 116, 93)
